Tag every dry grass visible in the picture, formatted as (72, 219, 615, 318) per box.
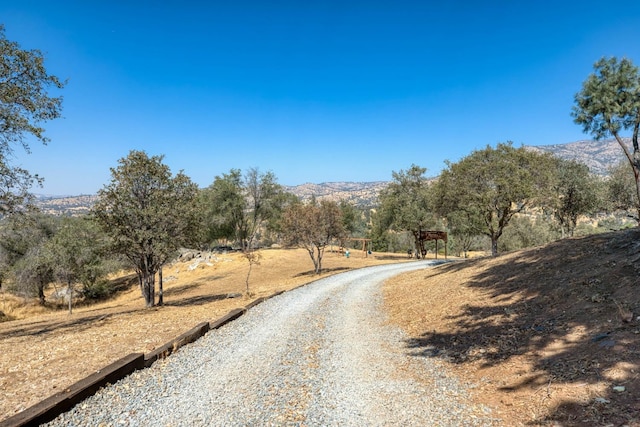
(4, 230, 639, 426)
(384, 229, 640, 426)
(0, 247, 409, 421)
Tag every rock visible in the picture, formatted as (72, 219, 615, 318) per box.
(613, 385, 626, 392)
(180, 251, 195, 261)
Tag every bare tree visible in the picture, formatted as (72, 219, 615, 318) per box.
(281, 199, 347, 274)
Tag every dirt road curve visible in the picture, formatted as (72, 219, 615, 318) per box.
(45, 261, 497, 426)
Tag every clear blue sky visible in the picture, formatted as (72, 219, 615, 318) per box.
(3, 1, 640, 195)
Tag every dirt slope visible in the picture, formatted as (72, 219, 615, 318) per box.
(384, 228, 640, 426)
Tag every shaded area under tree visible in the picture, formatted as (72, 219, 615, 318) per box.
(400, 229, 640, 425)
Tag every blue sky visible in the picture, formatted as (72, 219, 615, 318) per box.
(3, 1, 640, 195)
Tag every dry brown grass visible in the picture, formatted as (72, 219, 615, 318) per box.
(384, 229, 640, 426)
(0, 247, 409, 421)
(4, 230, 639, 426)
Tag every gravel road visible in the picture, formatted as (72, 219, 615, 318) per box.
(45, 261, 499, 426)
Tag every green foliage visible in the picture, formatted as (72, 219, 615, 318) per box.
(0, 213, 58, 304)
(572, 57, 640, 143)
(92, 150, 199, 307)
(552, 159, 602, 237)
(498, 215, 559, 253)
(368, 210, 393, 252)
(0, 25, 65, 215)
(445, 210, 485, 257)
(572, 56, 640, 222)
(594, 215, 636, 232)
(434, 142, 556, 256)
(81, 279, 112, 300)
(45, 216, 115, 307)
(339, 200, 369, 238)
(447, 232, 486, 258)
(606, 161, 637, 213)
(200, 169, 244, 244)
(377, 164, 436, 257)
(0, 213, 121, 306)
(200, 168, 285, 250)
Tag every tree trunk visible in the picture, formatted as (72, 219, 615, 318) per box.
(412, 232, 422, 259)
(149, 273, 155, 307)
(491, 235, 499, 257)
(306, 246, 320, 274)
(317, 245, 327, 274)
(143, 272, 155, 308)
(314, 245, 323, 274)
(137, 273, 143, 296)
(38, 282, 46, 306)
(612, 132, 640, 225)
(634, 170, 640, 224)
(158, 268, 164, 306)
(245, 260, 252, 294)
(67, 280, 73, 315)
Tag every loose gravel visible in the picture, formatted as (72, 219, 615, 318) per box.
(44, 261, 500, 426)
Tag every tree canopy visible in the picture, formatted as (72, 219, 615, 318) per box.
(0, 213, 57, 304)
(200, 167, 284, 250)
(434, 143, 555, 256)
(0, 25, 65, 214)
(572, 56, 640, 222)
(377, 164, 435, 257)
(552, 159, 601, 237)
(606, 160, 637, 213)
(92, 150, 199, 307)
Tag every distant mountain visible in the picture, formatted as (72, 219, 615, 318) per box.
(527, 138, 629, 176)
(35, 182, 389, 216)
(283, 181, 388, 207)
(35, 139, 632, 216)
(35, 194, 98, 216)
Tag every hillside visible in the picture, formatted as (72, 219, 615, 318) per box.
(385, 228, 640, 425)
(35, 194, 98, 216)
(34, 181, 390, 216)
(33, 138, 635, 216)
(527, 137, 629, 176)
(283, 181, 388, 206)
(2, 231, 639, 425)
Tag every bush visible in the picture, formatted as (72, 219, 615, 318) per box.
(499, 216, 559, 252)
(82, 280, 111, 300)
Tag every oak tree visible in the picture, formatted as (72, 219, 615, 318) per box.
(201, 168, 283, 250)
(572, 57, 640, 223)
(0, 213, 57, 304)
(377, 165, 436, 258)
(46, 216, 113, 312)
(552, 159, 601, 237)
(434, 143, 555, 256)
(606, 160, 637, 213)
(92, 151, 199, 307)
(0, 25, 65, 214)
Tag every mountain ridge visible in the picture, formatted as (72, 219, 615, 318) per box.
(34, 138, 631, 215)
(526, 137, 629, 176)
